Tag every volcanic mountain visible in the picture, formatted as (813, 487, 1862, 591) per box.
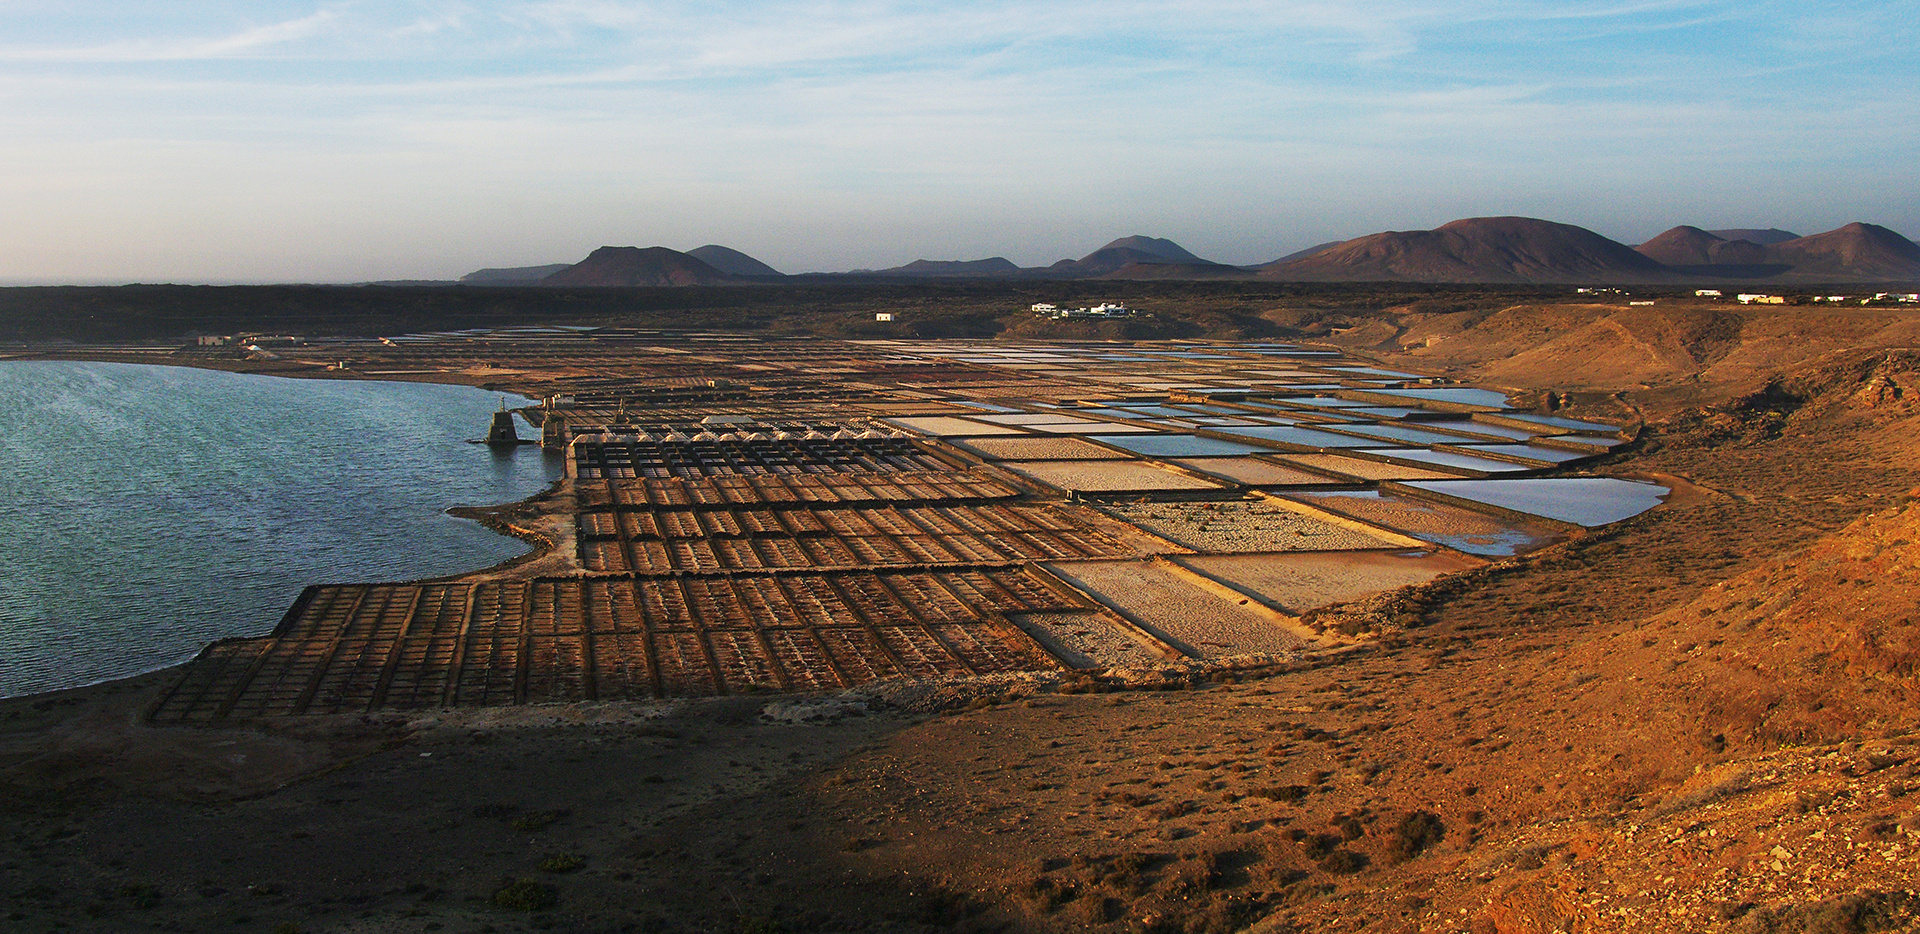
(1634, 226, 1772, 267)
(1264, 241, 1345, 266)
(459, 264, 574, 286)
(1766, 222, 1920, 281)
(1708, 227, 1800, 245)
(686, 245, 783, 278)
(1263, 216, 1673, 283)
(867, 257, 1022, 278)
(1046, 235, 1225, 278)
(540, 247, 733, 287)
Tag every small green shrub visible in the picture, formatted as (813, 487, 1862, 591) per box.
(490, 878, 557, 912)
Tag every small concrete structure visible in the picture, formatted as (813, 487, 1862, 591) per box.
(486, 402, 521, 446)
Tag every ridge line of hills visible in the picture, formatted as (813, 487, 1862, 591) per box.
(447, 218, 1920, 288)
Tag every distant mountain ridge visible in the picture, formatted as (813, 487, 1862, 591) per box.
(1636, 223, 1920, 282)
(866, 257, 1023, 278)
(468, 221, 1920, 288)
(460, 264, 573, 286)
(1708, 228, 1800, 245)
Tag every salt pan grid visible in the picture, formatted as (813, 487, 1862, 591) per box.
(149, 567, 1081, 722)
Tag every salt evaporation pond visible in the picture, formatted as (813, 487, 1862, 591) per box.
(1404, 477, 1670, 527)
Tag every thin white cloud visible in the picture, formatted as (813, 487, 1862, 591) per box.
(0, 9, 339, 62)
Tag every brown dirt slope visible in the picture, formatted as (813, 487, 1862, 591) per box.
(1301, 303, 1920, 409)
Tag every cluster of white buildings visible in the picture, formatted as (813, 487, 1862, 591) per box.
(1030, 302, 1135, 319)
(1703, 291, 1920, 306)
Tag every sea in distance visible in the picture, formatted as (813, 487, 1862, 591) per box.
(0, 361, 563, 699)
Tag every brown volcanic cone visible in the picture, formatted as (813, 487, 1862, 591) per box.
(686, 245, 783, 277)
(1044, 236, 1222, 278)
(1636, 226, 1771, 267)
(541, 246, 732, 287)
(1767, 222, 1920, 280)
(1263, 216, 1674, 283)
(875, 257, 1021, 277)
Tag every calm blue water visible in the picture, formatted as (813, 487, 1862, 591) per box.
(1405, 478, 1669, 527)
(0, 361, 563, 698)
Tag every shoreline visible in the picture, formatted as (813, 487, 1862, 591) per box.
(0, 354, 565, 704)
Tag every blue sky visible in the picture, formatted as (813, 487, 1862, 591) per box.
(2, 1, 1915, 282)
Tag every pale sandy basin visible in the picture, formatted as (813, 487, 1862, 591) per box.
(1005, 610, 1172, 668)
(1174, 550, 1485, 614)
(1286, 489, 1563, 556)
(1277, 453, 1464, 481)
(1003, 460, 1224, 492)
(1044, 559, 1305, 657)
(1167, 457, 1336, 486)
(950, 436, 1130, 460)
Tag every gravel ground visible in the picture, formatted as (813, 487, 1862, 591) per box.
(1044, 559, 1305, 657)
(1100, 500, 1402, 552)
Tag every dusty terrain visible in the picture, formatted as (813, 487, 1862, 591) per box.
(4, 306, 1920, 933)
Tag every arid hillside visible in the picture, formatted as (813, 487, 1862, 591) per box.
(1274, 302, 1920, 411)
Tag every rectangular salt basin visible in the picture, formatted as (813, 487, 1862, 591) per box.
(1328, 366, 1428, 379)
(1447, 444, 1590, 464)
(1332, 423, 1494, 446)
(1213, 425, 1387, 449)
(884, 416, 1031, 436)
(1497, 413, 1620, 433)
(1369, 448, 1536, 474)
(1286, 490, 1560, 556)
(1044, 560, 1306, 657)
(1101, 500, 1407, 553)
(949, 436, 1132, 461)
(1369, 387, 1513, 409)
(1177, 550, 1483, 614)
(1004, 460, 1225, 493)
(968, 413, 1104, 426)
(1033, 422, 1161, 434)
(1276, 454, 1465, 482)
(1090, 434, 1272, 458)
(1344, 407, 1439, 419)
(1403, 477, 1668, 527)
(1263, 396, 1375, 408)
(1443, 422, 1546, 441)
(1006, 611, 1172, 668)
(1167, 457, 1344, 486)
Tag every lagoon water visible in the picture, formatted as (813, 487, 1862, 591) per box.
(0, 361, 562, 698)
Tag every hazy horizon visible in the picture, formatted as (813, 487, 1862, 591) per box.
(4, 2, 1915, 284)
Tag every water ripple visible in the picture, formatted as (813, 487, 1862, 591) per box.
(0, 361, 562, 698)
